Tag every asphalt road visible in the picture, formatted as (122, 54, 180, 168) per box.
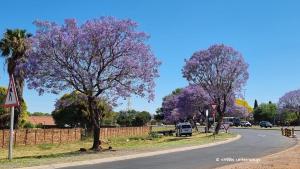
(62, 129, 297, 169)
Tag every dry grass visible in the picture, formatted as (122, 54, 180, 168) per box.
(0, 132, 235, 169)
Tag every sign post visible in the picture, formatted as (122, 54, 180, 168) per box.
(205, 109, 209, 135)
(4, 75, 19, 161)
(211, 103, 217, 125)
(211, 103, 217, 141)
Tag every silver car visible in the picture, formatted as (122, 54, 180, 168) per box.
(240, 121, 252, 127)
(176, 122, 192, 136)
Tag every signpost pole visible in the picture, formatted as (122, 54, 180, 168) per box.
(9, 106, 14, 161)
(205, 110, 209, 136)
(211, 103, 217, 141)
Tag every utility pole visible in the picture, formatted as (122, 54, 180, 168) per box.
(127, 96, 132, 111)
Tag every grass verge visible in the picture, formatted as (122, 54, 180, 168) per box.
(0, 132, 236, 169)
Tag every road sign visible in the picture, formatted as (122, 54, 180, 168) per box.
(4, 75, 19, 107)
(222, 123, 230, 133)
(211, 104, 217, 110)
(3, 75, 19, 161)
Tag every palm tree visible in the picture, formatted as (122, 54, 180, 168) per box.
(0, 29, 31, 128)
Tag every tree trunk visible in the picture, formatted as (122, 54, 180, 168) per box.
(14, 76, 24, 129)
(214, 96, 227, 134)
(91, 126, 100, 150)
(88, 96, 101, 151)
(296, 112, 300, 126)
(214, 114, 223, 134)
(190, 119, 199, 132)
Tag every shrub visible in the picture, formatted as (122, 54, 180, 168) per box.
(23, 121, 35, 128)
(148, 132, 162, 139)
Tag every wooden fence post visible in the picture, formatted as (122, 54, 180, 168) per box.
(34, 129, 37, 145)
(51, 129, 54, 144)
(67, 129, 70, 142)
(14, 130, 17, 147)
(105, 128, 108, 140)
(24, 129, 28, 145)
(2, 130, 4, 148)
(108, 128, 111, 138)
(44, 128, 46, 143)
(59, 129, 62, 143)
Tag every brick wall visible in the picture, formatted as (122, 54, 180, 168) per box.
(0, 126, 150, 148)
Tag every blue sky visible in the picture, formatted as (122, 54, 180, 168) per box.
(1, 0, 300, 114)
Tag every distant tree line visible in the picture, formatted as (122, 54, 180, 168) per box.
(253, 99, 300, 126)
(117, 110, 151, 127)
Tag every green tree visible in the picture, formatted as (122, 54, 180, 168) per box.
(254, 99, 258, 110)
(52, 91, 112, 129)
(101, 111, 118, 126)
(253, 103, 277, 123)
(279, 111, 298, 125)
(30, 112, 50, 116)
(0, 86, 28, 128)
(154, 108, 164, 122)
(132, 111, 151, 126)
(0, 87, 9, 128)
(117, 110, 151, 127)
(0, 29, 31, 128)
(116, 110, 137, 127)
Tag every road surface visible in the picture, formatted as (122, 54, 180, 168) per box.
(62, 129, 297, 169)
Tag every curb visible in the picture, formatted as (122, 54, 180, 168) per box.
(18, 134, 242, 169)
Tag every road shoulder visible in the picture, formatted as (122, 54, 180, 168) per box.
(216, 138, 300, 169)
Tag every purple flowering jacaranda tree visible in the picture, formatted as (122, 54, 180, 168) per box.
(176, 85, 210, 128)
(162, 85, 210, 127)
(278, 89, 300, 125)
(162, 92, 181, 124)
(183, 44, 249, 134)
(23, 17, 160, 150)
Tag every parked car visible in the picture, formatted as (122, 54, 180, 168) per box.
(176, 122, 192, 136)
(233, 118, 241, 127)
(223, 117, 240, 126)
(259, 121, 273, 128)
(240, 121, 252, 127)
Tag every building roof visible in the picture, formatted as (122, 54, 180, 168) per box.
(28, 116, 56, 126)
